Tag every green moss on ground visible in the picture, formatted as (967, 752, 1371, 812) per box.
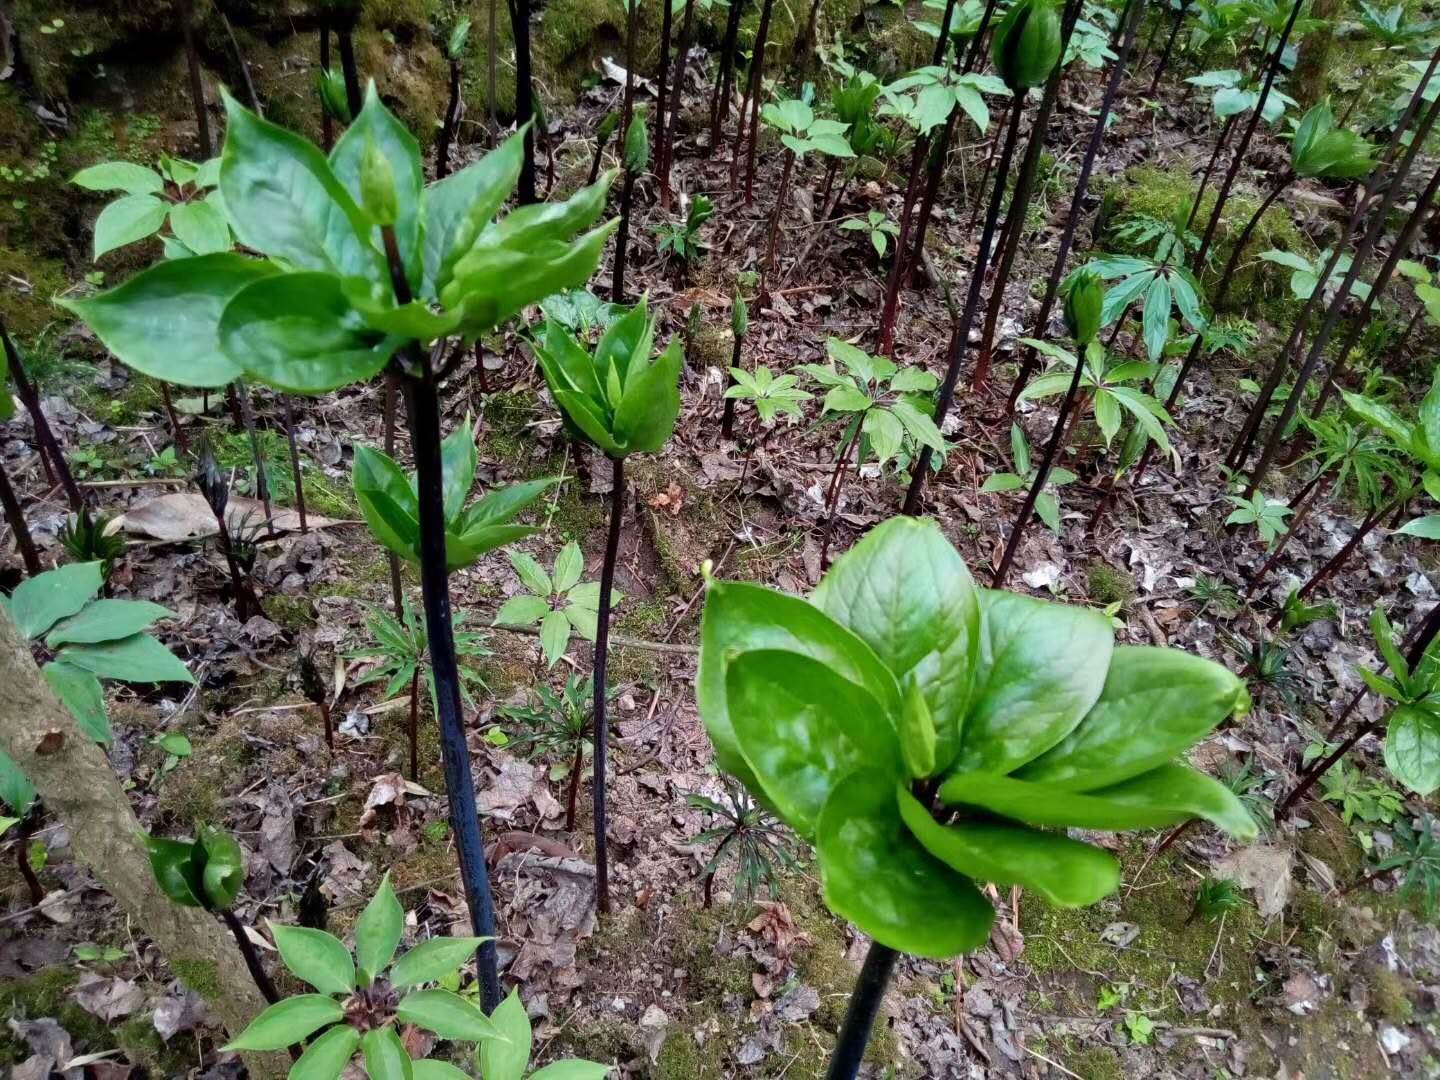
(1085, 560, 1136, 608)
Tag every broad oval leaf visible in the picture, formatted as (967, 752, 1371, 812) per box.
(354, 872, 403, 981)
(950, 589, 1113, 775)
(93, 193, 168, 258)
(143, 834, 204, 907)
(42, 661, 110, 744)
(897, 785, 1119, 906)
(72, 161, 165, 195)
(423, 128, 526, 295)
(46, 599, 173, 647)
(290, 1023, 361, 1080)
(1385, 704, 1440, 796)
(168, 200, 231, 255)
(613, 339, 683, 454)
(477, 988, 532, 1080)
(413, 1061, 472, 1080)
(223, 994, 344, 1051)
(388, 936, 486, 989)
(816, 767, 994, 959)
(269, 923, 356, 994)
(1014, 646, 1248, 791)
(396, 988, 503, 1041)
(360, 1027, 413, 1080)
(353, 444, 421, 560)
(812, 517, 981, 772)
(4, 563, 104, 641)
(59, 632, 193, 685)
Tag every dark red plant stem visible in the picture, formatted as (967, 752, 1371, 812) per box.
(657, 0, 673, 159)
(1190, 0, 1303, 273)
(281, 397, 307, 533)
(702, 869, 715, 908)
(710, 0, 748, 152)
(612, 0, 641, 301)
(0, 458, 40, 576)
(792, 0, 826, 88)
(383, 373, 405, 616)
(2, 320, 82, 512)
(967, 104, 1007, 232)
(565, 743, 583, 832)
(336, 17, 363, 119)
(819, 418, 865, 567)
(659, 0, 697, 208)
(877, 140, 928, 355)
(1186, 114, 1236, 232)
(1007, 0, 1147, 410)
(593, 455, 625, 915)
(233, 380, 273, 528)
(1280, 492, 1399, 613)
(319, 697, 334, 751)
(902, 100, 1028, 515)
(588, 123, 614, 185)
(612, 164, 637, 304)
(219, 7, 260, 114)
(219, 907, 283, 1007)
(159, 383, 189, 455)
(507, 0, 537, 204)
(436, 56, 463, 179)
(1147, 0, 1189, 95)
(742, 0, 778, 206)
(1243, 464, 1330, 598)
(179, 0, 212, 157)
(963, 0, 1002, 70)
(14, 817, 42, 905)
(473, 341, 491, 398)
(721, 335, 743, 438)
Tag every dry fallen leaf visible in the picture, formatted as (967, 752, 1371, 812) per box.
(647, 482, 685, 516)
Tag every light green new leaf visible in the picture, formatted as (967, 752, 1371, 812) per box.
(93, 194, 168, 258)
(46, 599, 173, 647)
(361, 1027, 413, 1080)
(5, 562, 104, 640)
(269, 923, 356, 994)
(396, 988, 503, 1041)
(477, 988, 533, 1080)
(59, 633, 193, 685)
(388, 936, 486, 988)
(72, 161, 165, 195)
(1385, 705, 1440, 796)
(168, 200, 231, 255)
(289, 1023, 361, 1080)
(223, 994, 344, 1051)
(423, 130, 526, 296)
(354, 872, 403, 981)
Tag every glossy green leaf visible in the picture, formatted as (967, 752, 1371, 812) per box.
(898, 680, 937, 779)
(937, 764, 1257, 839)
(553, 542, 585, 594)
(59, 253, 278, 387)
(93, 193, 168, 258)
(413, 1061, 471, 1080)
(355, 872, 403, 981)
(509, 551, 552, 596)
(1385, 704, 1440, 796)
(143, 834, 204, 907)
(0, 749, 36, 816)
(5, 563, 104, 641)
(440, 417, 477, 522)
(361, 1027, 413, 1080)
(224, 994, 344, 1051)
(290, 1023, 361, 1080)
(898, 785, 1119, 906)
(219, 90, 378, 280)
(168, 200, 231, 255)
(198, 825, 245, 909)
(269, 923, 356, 994)
(46, 599, 173, 647)
(59, 632, 193, 685)
(72, 161, 165, 195)
(813, 517, 980, 772)
(528, 1062, 614, 1080)
(613, 338, 682, 453)
(1015, 646, 1248, 791)
(952, 589, 1112, 775)
(477, 988, 533, 1080)
(423, 129, 526, 294)
(389, 936, 486, 989)
(221, 271, 401, 395)
(495, 595, 549, 626)
(459, 478, 560, 531)
(396, 988, 503, 1041)
(446, 524, 538, 573)
(816, 768, 993, 958)
(42, 661, 110, 744)
(698, 580, 902, 795)
(540, 609, 571, 667)
(353, 444, 421, 559)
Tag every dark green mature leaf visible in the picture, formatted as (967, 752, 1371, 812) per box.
(1015, 646, 1248, 791)
(423, 131, 525, 295)
(353, 444, 420, 559)
(897, 785, 1119, 906)
(725, 650, 902, 836)
(93, 194, 168, 258)
(225, 995, 345, 1051)
(289, 1024, 361, 1080)
(143, 834, 204, 907)
(813, 517, 980, 773)
(4, 563, 104, 641)
(355, 872, 403, 981)
(59, 254, 278, 387)
(1386, 705, 1440, 796)
(42, 661, 110, 744)
(698, 580, 902, 797)
(46, 599, 173, 647)
(221, 272, 401, 395)
(613, 338, 682, 453)
(459, 477, 559, 530)
(331, 84, 425, 288)
(478, 989, 533, 1080)
(269, 924, 356, 994)
(60, 633, 194, 685)
(360, 1028, 412, 1080)
(396, 989, 503, 1040)
(440, 417, 477, 522)
(220, 90, 379, 280)
(389, 937, 486, 989)
(446, 524, 537, 573)
(816, 768, 993, 958)
(0, 749, 36, 816)
(937, 764, 1257, 838)
(951, 589, 1113, 775)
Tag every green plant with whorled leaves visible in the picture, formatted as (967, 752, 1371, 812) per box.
(981, 423, 1077, 534)
(494, 541, 622, 669)
(653, 194, 714, 271)
(498, 674, 617, 832)
(687, 777, 801, 908)
(699, 516, 1254, 1070)
(1080, 252, 1207, 363)
(1224, 490, 1292, 547)
(1359, 605, 1440, 797)
(1017, 337, 1174, 454)
(223, 874, 612, 1079)
(1373, 814, 1440, 916)
(352, 415, 557, 575)
(71, 154, 231, 259)
(1343, 368, 1440, 539)
(838, 210, 900, 259)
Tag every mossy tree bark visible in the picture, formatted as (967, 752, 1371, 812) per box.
(1292, 0, 1343, 107)
(0, 608, 287, 1079)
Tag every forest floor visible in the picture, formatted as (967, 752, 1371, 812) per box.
(3, 33, 1440, 1080)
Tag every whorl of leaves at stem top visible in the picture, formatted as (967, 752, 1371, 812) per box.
(143, 826, 245, 911)
(447, 16, 471, 60)
(1062, 268, 1104, 345)
(1290, 102, 1377, 180)
(732, 287, 749, 339)
(698, 517, 1255, 958)
(991, 0, 1063, 91)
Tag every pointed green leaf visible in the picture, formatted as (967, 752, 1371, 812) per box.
(388, 936, 486, 989)
(269, 923, 356, 994)
(223, 994, 344, 1051)
(5, 563, 104, 641)
(290, 1023, 361, 1080)
(355, 872, 403, 981)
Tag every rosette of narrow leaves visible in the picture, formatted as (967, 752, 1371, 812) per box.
(1343, 368, 1440, 537)
(1018, 338, 1174, 453)
(143, 826, 245, 911)
(880, 67, 1008, 136)
(1365, 606, 1440, 796)
(495, 542, 623, 667)
(62, 85, 616, 392)
(991, 0, 1063, 91)
(352, 416, 557, 573)
(699, 517, 1254, 958)
(533, 298, 682, 457)
(725, 367, 813, 424)
(1290, 103, 1377, 180)
(4, 562, 191, 745)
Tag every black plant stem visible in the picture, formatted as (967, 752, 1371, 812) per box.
(179, 0, 212, 158)
(436, 54, 463, 180)
(824, 941, 899, 1080)
(1279, 600, 1440, 815)
(761, 150, 797, 300)
(905, 23, 974, 288)
(741, 0, 778, 205)
(993, 339, 1088, 587)
(878, 138, 932, 355)
(902, 100, 1027, 515)
(383, 228, 502, 1010)
(281, 397, 308, 533)
(593, 455, 625, 915)
(819, 418, 865, 567)
(1147, 0, 1189, 95)
(1313, 170, 1440, 416)
(319, 21, 334, 151)
(659, 0, 697, 208)
(1007, 0, 1146, 411)
(233, 380, 273, 529)
(336, 15, 363, 119)
(792, 0, 826, 88)
(14, 816, 42, 904)
(613, 165, 638, 303)
(721, 335, 743, 438)
(219, 6, 260, 113)
(974, 0, 1083, 387)
(486, 0, 499, 140)
(588, 123, 615, 184)
(383, 373, 405, 615)
(1190, 0, 1303, 274)
(710, 0, 748, 152)
(612, 0, 640, 301)
(963, 0, 1003, 70)
(408, 667, 420, 780)
(0, 458, 41, 576)
(159, 382, 189, 455)
(2, 321, 82, 512)
(219, 907, 282, 1006)
(1186, 114, 1236, 231)
(1242, 464, 1331, 598)
(565, 742, 583, 832)
(508, 0, 537, 204)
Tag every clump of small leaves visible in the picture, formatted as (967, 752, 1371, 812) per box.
(58, 506, 126, 579)
(1316, 755, 1404, 846)
(1220, 756, 1274, 834)
(71, 154, 231, 258)
(1187, 876, 1244, 924)
(1279, 588, 1337, 633)
(839, 210, 900, 259)
(1188, 574, 1239, 617)
(1359, 606, 1440, 797)
(724, 366, 812, 426)
(687, 777, 801, 908)
(499, 675, 612, 831)
(1229, 633, 1299, 707)
(654, 194, 714, 274)
(982, 424, 1076, 534)
(1224, 490, 1293, 547)
(1373, 815, 1440, 916)
(494, 541, 619, 669)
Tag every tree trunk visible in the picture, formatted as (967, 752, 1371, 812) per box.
(1292, 0, 1343, 107)
(0, 607, 288, 1078)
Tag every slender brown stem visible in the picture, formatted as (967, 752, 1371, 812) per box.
(408, 667, 420, 780)
(233, 380, 273, 529)
(565, 743, 583, 832)
(1243, 465, 1329, 598)
(711, 0, 747, 151)
(819, 420, 864, 567)
(281, 397, 307, 533)
(383, 372, 405, 616)
(593, 456, 625, 915)
(2, 320, 83, 512)
(179, 0, 212, 157)
(14, 816, 43, 905)
(0, 458, 41, 576)
(220, 907, 283, 1007)
(319, 21, 334, 151)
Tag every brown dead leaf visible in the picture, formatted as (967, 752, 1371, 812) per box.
(73, 973, 145, 1022)
(746, 902, 809, 962)
(119, 493, 339, 542)
(647, 482, 684, 516)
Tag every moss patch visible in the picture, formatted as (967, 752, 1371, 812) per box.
(1085, 560, 1136, 608)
